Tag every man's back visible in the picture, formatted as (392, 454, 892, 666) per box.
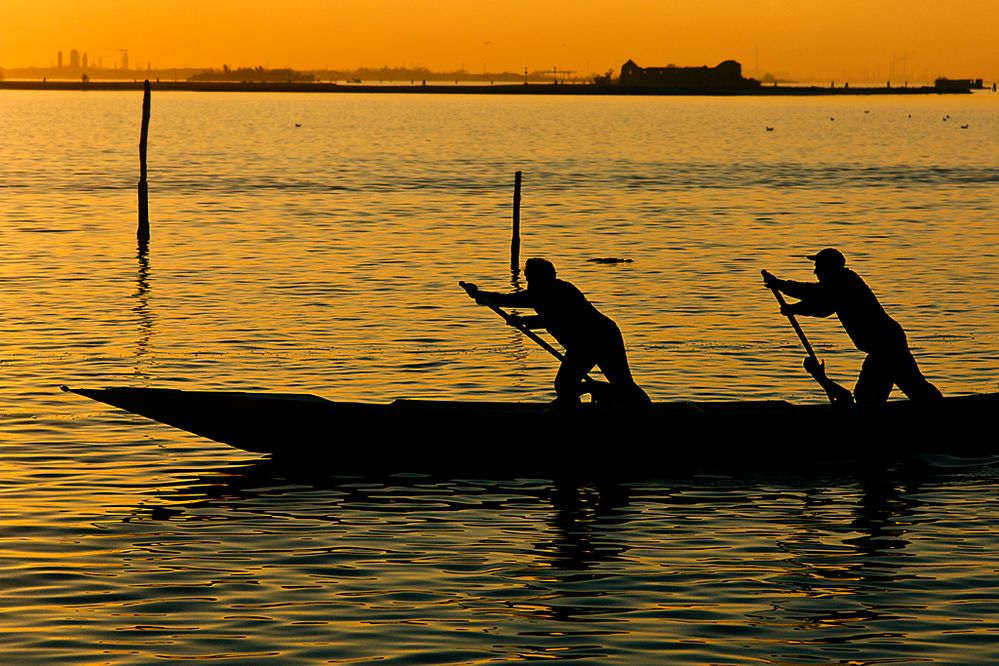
(781, 268, 903, 353)
(825, 269, 904, 353)
(528, 279, 614, 350)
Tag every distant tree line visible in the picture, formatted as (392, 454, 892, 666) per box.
(324, 66, 530, 82)
(186, 65, 584, 84)
(0, 63, 595, 84)
(189, 66, 316, 83)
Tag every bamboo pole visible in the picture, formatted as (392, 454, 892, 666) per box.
(137, 80, 151, 244)
(510, 171, 522, 273)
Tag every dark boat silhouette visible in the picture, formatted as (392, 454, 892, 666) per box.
(62, 386, 998, 475)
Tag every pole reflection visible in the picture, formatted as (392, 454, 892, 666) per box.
(132, 240, 154, 376)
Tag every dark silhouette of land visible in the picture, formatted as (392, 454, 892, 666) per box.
(763, 248, 943, 406)
(2, 59, 984, 95)
(0, 63, 568, 86)
(1, 79, 977, 96)
(462, 258, 651, 409)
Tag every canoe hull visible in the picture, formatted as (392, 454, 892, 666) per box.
(64, 386, 999, 475)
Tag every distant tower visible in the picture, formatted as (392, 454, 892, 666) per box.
(58, 51, 63, 68)
(82, 52, 88, 69)
(70, 49, 80, 68)
(121, 49, 129, 71)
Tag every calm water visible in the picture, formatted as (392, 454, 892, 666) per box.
(1, 90, 998, 663)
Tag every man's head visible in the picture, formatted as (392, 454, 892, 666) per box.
(524, 258, 557, 285)
(807, 248, 846, 281)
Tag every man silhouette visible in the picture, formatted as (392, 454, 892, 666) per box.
(463, 258, 650, 409)
(763, 248, 942, 405)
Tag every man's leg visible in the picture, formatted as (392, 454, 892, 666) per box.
(553, 350, 595, 407)
(892, 347, 943, 401)
(854, 354, 894, 406)
(595, 328, 651, 407)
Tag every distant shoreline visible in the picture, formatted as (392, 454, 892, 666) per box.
(0, 80, 974, 96)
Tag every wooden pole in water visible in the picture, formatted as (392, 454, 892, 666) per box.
(137, 80, 151, 244)
(510, 171, 522, 273)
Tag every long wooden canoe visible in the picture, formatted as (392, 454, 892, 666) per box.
(62, 386, 998, 475)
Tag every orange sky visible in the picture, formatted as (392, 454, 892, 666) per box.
(2, 0, 996, 81)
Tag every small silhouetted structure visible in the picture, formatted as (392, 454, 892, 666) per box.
(617, 59, 760, 90)
(935, 77, 984, 91)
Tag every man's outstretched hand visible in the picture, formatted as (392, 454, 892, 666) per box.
(803, 356, 826, 379)
(461, 281, 494, 307)
(459, 281, 479, 298)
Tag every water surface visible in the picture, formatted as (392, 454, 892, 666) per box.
(1, 90, 997, 663)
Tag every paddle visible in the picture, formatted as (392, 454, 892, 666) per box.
(762, 271, 853, 405)
(459, 281, 568, 362)
(458, 281, 611, 399)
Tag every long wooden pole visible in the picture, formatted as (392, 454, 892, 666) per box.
(461, 281, 567, 363)
(137, 80, 151, 244)
(459, 281, 598, 385)
(766, 281, 819, 365)
(510, 171, 521, 273)
(764, 271, 852, 405)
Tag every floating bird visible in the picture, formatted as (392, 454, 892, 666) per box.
(295, 122, 302, 127)
(864, 110, 870, 114)
(766, 126, 774, 131)
(961, 124, 969, 129)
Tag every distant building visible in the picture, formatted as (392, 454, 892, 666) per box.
(617, 59, 759, 90)
(82, 53, 88, 69)
(70, 49, 80, 69)
(58, 51, 63, 68)
(934, 77, 984, 91)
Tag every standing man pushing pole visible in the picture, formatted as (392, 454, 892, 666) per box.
(763, 248, 942, 406)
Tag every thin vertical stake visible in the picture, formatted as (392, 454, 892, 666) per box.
(137, 80, 151, 244)
(511, 171, 522, 273)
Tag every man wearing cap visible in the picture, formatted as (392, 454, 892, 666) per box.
(762, 248, 942, 405)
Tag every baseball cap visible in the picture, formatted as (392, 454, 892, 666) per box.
(805, 248, 846, 268)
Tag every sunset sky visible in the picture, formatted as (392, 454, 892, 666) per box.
(2, 0, 996, 81)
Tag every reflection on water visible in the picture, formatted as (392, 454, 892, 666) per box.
(47, 458, 977, 663)
(132, 241, 154, 374)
